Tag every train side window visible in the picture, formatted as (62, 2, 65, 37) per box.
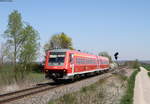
(87, 59, 89, 64)
(85, 58, 88, 64)
(79, 58, 81, 64)
(77, 58, 79, 64)
(89, 59, 91, 64)
(76, 58, 78, 64)
(82, 58, 84, 64)
(83, 58, 85, 64)
(69, 54, 74, 64)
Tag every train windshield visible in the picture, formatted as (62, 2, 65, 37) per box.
(49, 52, 66, 66)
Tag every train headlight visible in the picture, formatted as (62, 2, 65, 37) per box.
(64, 70, 67, 73)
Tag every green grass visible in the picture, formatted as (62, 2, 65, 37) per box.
(0, 65, 16, 85)
(142, 64, 150, 78)
(142, 64, 150, 71)
(120, 68, 140, 104)
(147, 72, 150, 77)
(49, 74, 127, 104)
(25, 72, 45, 83)
(49, 79, 106, 104)
(0, 64, 45, 86)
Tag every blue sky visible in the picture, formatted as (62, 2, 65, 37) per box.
(0, 0, 150, 60)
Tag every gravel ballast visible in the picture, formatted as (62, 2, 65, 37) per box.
(10, 73, 112, 104)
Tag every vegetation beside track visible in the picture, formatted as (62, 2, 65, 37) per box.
(0, 10, 75, 87)
(124, 59, 140, 69)
(142, 63, 150, 71)
(147, 72, 150, 77)
(49, 71, 128, 104)
(141, 63, 150, 77)
(0, 64, 44, 86)
(48, 61, 140, 104)
(120, 68, 140, 104)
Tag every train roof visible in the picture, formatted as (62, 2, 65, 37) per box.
(48, 49, 109, 60)
(48, 49, 93, 54)
(48, 49, 70, 52)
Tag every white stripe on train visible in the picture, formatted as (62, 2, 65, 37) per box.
(67, 68, 110, 76)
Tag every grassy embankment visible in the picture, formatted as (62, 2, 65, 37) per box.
(48, 60, 140, 104)
(120, 59, 141, 104)
(148, 72, 150, 77)
(142, 64, 150, 71)
(49, 71, 128, 104)
(120, 68, 140, 104)
(0, 64, 45, 86)
(142, 64, 150, 77)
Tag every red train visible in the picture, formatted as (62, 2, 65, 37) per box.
(44, 49, 110, 81)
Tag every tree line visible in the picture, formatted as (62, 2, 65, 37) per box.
(0, 10, 40, 80)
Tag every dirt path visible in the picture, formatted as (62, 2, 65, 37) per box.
(134, 67, 150, 104)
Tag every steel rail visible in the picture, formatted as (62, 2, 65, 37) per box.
(0, 84, 48, 98)
(0, 85, 60, 104)
(0, 69, 123, 104)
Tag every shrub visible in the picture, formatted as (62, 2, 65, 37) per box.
(132, 59, 140, 69)
(0, 64, 16, 85)
(142, 64, 150, 71)
(98, 51, 112, 63)
(124, 60, 140, 69)
(31, 62, 44, 73)
(148, 72, 150, 77)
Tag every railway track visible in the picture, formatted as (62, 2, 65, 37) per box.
(0, 69, 124, 104)
(0, 84, 62, 104)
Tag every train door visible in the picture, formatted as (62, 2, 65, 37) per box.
(70, 53, 75, 74)
(97, 57, 100, 69)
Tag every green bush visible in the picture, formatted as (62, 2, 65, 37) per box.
(31, 63, 44, 73)
(142, 64, 150, 71)
(132, 60, 140, 69)
(0, 64, 15, 85)
(148, 72, 150, 77)
(124, 60, 140, 69)
(120, 68, 140, 104)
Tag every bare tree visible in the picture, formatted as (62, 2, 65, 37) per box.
(0, 42, 10, 65)
(99, 51, 112, 63)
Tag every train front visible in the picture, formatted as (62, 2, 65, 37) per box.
(44, 49, 68, 81)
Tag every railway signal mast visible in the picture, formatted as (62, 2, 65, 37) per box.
(114, 52, 119, 60)
(114, 52, 119, 65)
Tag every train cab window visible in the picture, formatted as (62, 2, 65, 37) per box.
(49, 52, 66, 66)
